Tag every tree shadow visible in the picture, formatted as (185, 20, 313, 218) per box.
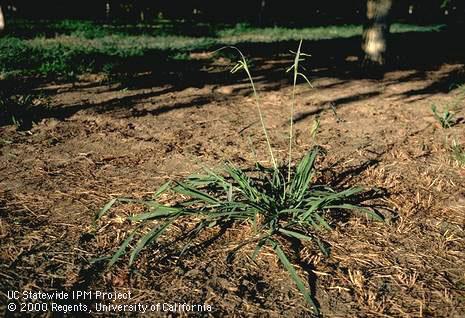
(392, 67, 465, 101)
(324, 159, 381, 188)
(320, 156, 397, 222)
(294, 91, 382, 123)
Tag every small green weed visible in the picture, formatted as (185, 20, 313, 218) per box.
(97, 42, 383, 315)
(431, 104, 456, 128)
(451, 140, 465, 166)
(0, 89, 45, 129)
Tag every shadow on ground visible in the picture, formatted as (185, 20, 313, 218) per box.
(1, 26, 464, 129)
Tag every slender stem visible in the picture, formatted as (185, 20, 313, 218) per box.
(214, 46, 277, 169)
(288, 40, 303, 183)
(226, 47, 277, 170)
(243, 64, 277, 169)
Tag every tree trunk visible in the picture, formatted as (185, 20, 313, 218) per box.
(0, 4, 5, 33)
(362, 0, 392, 65)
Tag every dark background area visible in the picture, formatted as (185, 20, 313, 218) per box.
(1, 0, 464, 25)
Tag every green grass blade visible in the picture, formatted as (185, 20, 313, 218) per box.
(224, 164, 260, 202)
(129, 219, 175, 266)
(278, 208, 307, 216)
(278, 228, 314, 242)
(196, 165, 232, 192)
(108, 229, 137, 268)
(227, 235, 264, 263)
(289, 148, 319, 201)
(326, 204, 384, 221)
(313, 186, 363, 201)
(313, 213, 332, 230)
(116, 198, 163, 208)
(315, 237, 330, 257)
(251, 238, 268, 260)
(129, 205, 182, 221)
(302, 187, 364, 208)
(152, 181, 172, 199)
(270, 239, 319, 315)
(178, 221, 208, 258)
(96, 198, 117, 221)
(206, 208, 256, 220)
(297, 72, 314, 88)
(186, 174, 220, 187)
(173, 182, 220, 204)
(299, 198, 324, 222)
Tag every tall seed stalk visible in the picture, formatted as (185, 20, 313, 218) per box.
(224, 46, 277, 169)
(286, 40, 313, 184)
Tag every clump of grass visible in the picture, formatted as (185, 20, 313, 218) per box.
(431, 104, 456, 128)
(97, 41, 383, 315)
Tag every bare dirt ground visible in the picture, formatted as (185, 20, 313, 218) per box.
(1, 55, 465, 317)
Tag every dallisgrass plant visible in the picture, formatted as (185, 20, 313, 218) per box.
(97, 41, 383, 315)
